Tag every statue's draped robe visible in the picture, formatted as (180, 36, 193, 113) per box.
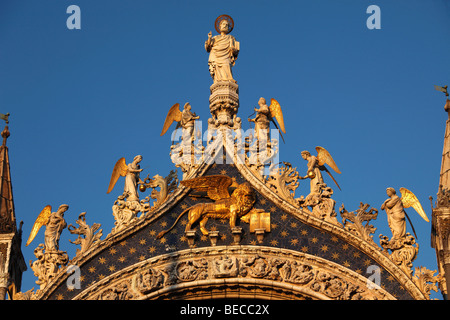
(384, 195, 406, 239)
(307, 155, 324, 195)
(124, 162, 141, 202)
(44, 212, 67, 252)
(206, 34, 238, 82)
(254, 105, 270, 141)
(180, 109, 197, 141)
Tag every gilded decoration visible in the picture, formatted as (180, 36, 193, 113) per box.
(20, 163, 436, 300)
(15, 15, 443, 301)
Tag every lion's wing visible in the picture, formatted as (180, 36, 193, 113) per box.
(180, 175, 233, 200)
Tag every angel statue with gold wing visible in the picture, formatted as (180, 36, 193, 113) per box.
(26, 204, 69, 252)
(107, 155, 143, 202)
(160, 102, 200, 142)
(381, 187, 429, 240)
(248, 97, 286, 143)
(299, 147, 341, 196)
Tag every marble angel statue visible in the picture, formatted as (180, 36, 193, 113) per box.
(160, 102, 200, 142)
(381, 187, 429, 240)
(299, 146, 341, 195)
(107, 155, 143, 202)
(248, 97, 286, 143)
(26, 204, 69, 252)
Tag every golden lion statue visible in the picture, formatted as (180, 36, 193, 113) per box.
(157, 175, 256, 238)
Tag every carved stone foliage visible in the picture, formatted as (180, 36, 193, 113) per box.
(79, 249, 392, 300)
(68, 212, 103, 258)
(379, 233, 419, 277)
(340, 203, 378, 246)
(411, 266, 441, 300)
(266, 162, 299, 206)
(29, 244, 68, 290)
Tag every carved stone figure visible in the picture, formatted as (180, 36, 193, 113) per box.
(381, 187, 429, 240)
(213, 256, 239, 278)
(248, 97, 286, 143)
(25, 205, 70, 289)
(107, 155, 144, 202)
(205, 15, 239, 83)
(161, 102, 200, 142)
(26, 204, 69, 252)
(299, 147, 341, 196)
(135, 268, 164, 294)
(157, 175, 256, 237)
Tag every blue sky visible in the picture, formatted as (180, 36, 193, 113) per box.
(1, 0, 450, 299)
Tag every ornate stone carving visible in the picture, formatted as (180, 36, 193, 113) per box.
(128, 252, 382, 300)
(266, 162, 299, 205)
(29, 244, 68, 290)
(339, 203, 379, 246)
(209, 82, 239, 127)
(379, 233, 418, 277)
(164, 258, 208, 285)
(310, 271, 364, 300)
(68, 212, 103, 258)
(96, 280, 133, 300)
(299, 186, 342, 227)
(212, 256, 239, 278)
(133, 267, 164, 294)
(110, 192, 146, 235)
(436, 185, 450, 208)
(170, 136, 204, 180)
(140, 170, 178, 211)
(13, 288, 37, 300)
(110, 170, 178, 236)
(411, 266, 441, 299)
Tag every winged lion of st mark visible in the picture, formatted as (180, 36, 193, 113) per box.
(157, 175, 257, 238)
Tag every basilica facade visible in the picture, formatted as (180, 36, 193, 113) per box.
(0, 15, 447, 301)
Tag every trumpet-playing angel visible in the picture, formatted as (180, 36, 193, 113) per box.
(248, 98, 286, 143)
(26, 204, 69, 252)
(107, 155, 143, 202)
(381, 187, 429, 240)
(300, 147, 341, 196)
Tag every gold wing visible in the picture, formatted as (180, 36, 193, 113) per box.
(180, 175, 234, 200)
(106, 157, 128, 194)
(160, 103, 182, 136)
(316, 146, 341, 174)
(26, 205, 52, 246)
(400, 187, 430, 222)
(269, 98, 286, 134)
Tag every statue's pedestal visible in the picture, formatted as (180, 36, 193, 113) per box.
(209, 81, 239, 127)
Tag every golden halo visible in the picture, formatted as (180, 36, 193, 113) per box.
(214, 14, 234, 34)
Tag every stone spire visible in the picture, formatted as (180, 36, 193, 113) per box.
(438, 98, 450, 190)
(0, 123, 26, 299)
(432, 89, 450, 300)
